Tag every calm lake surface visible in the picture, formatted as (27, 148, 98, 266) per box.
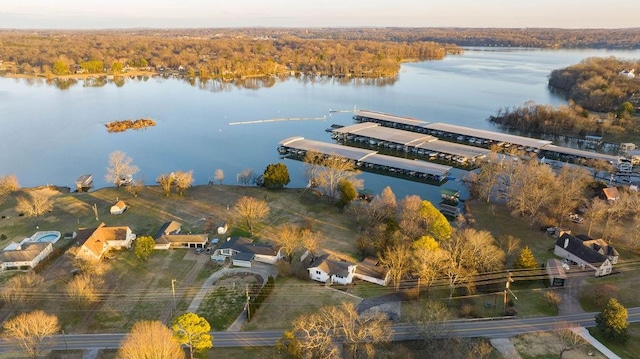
(1, 48, 639, 203)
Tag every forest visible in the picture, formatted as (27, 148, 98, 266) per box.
(487, 100, 639, 138)
(548, 57, 640, 112)
(0, 30, 461, 80)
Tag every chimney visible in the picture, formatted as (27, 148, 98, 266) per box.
(564, 237, 569, 249)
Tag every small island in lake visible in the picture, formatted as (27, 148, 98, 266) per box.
(105, 118, 156, 133)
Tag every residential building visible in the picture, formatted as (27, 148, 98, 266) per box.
(153, 221, 208, 250)
(76, 223, 136, 261)
(211, 237, 282, 266)
(308, 254, 357, 285)
(354, 257, 390, 286)
(0, 242, 53, 271)
(554, 233, 613, 277)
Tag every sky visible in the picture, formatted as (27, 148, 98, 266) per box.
(0, 0, 637, 29)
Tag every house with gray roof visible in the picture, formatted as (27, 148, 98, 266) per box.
(308, 254, 357, 285)
(0, 242, 53, 271)
(354, 257, 390, 286)
(554, 233, 613, 277)
(211, 236, 282, 266)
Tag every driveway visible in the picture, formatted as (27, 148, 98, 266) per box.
(187, 262, 278, 314)
(557, 268, 591, 316)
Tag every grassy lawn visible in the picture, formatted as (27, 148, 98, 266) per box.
(513, 331, 607, 359)
(243, 277, 362, 331)
(588, 323, 640, 359)
(196, 273, 259, 330)
(467, 200, 557, 264)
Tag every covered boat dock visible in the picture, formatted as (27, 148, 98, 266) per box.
(331, 122, 490, 165)
(278, 137, 451, 182)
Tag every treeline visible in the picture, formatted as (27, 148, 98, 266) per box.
(0, 30, 461, 79)
(488, 101, 634, 137)
(548, 57, 640, 112)
(74, 27, 640, 49)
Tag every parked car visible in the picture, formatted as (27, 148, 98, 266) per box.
(195, 248, 204, 254)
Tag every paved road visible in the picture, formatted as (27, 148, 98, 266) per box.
(2, 308, 639, 352)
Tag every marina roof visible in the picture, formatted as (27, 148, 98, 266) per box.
(333, 123, 437, 146)
(415, 139, 492, 159)
(354, 110, 428, 127)
(425, 123, 553, 149)
(362, 154, 451, 177)
(279, 137, 376, 160)
(542, 145, 621, 163)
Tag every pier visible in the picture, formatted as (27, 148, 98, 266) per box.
(331, 122, 490, 166)
(353, 109, 623, 167)
(277, 137, 452, 183)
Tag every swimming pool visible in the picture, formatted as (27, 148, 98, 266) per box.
(27, 231, 61, 244)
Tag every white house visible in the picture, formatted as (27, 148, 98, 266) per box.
(110, 200, 127, 215)
(354, 257, 390, 286)
(76, 223, 136, 261)
(211, 237, 282, 266)
(0, 242, 53, 271)
(554, 234, 612, 277)
(307, 255, 357, 285)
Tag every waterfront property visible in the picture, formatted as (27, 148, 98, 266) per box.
(153, 221, 208, 249)
(75, 223, 136, 261)
(278, 137, 452, 183)
(0, 240, 53, 271)
(75, 174, 93, 192)
(211, 236, 282, 266)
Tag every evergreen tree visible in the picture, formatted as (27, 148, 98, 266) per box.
(262, 163, 290, 189)
(337, 180, 356, 208)
(513, 246, 539, 269)
(596, 298, 629, 342)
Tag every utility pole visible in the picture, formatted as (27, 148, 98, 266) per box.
(62, 330, 71, 359)
(171, 279, 177, 317)
(245, 284, 251, 321)
(503, 272, 514, 315)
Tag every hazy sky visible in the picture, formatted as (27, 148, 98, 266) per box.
(1, 0, 637, 29)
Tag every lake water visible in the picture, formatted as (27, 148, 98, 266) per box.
(1, 47, 639, 203)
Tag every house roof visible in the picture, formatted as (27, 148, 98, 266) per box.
(111, 200, 126, 210)
(355, 257, 388, 280)
(156, 234, 208, 245)
(79, 223, 129, 258)
(309, 254, 354, 278)
(154, 221, 182, 240)
(556, 233, 608, 265)
(218, 237, 279, 256)
(0, 242, 51, 263)
(602, 187, 621, 200)
(233, 252, 255, 262)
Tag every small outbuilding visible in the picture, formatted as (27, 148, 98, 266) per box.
(546, 259, 567, 287)
(110, 200, 127, 215)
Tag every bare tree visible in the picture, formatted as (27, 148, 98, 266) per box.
(237, 168, 254, 185)
(397, 195, 424, 240)
(303, 152, 363, 200)
(301, 229, 322, 258)
(447, 228, 505, 274)
(1, 272, 44, 306)
(412, 245, 448, 295)
(105, 151, 139, 188)
(549, 165, 590, 226)
(117, 320, 186, 359)
(467, 152, 502, 203)
(0, 174, 20, 197)
(380, 243, 413, 291)
(274, 224, 302, 262)
(125, 179, 145, 198)
(213, 169, 224, 185)
(234, 196, 270, 235)
(157, 173, 175, 197)
(292, 302, 391, 359)
(65, 273, 103, 305)
(173, 170, 194, 195)
(2, 310, 59, 359)
(506, 159, 556, 223)
(15, 191, 53, 217)
(407, 300, 452, 353)
(552, 322, 586, 359)
(584, 198, 609, 237)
